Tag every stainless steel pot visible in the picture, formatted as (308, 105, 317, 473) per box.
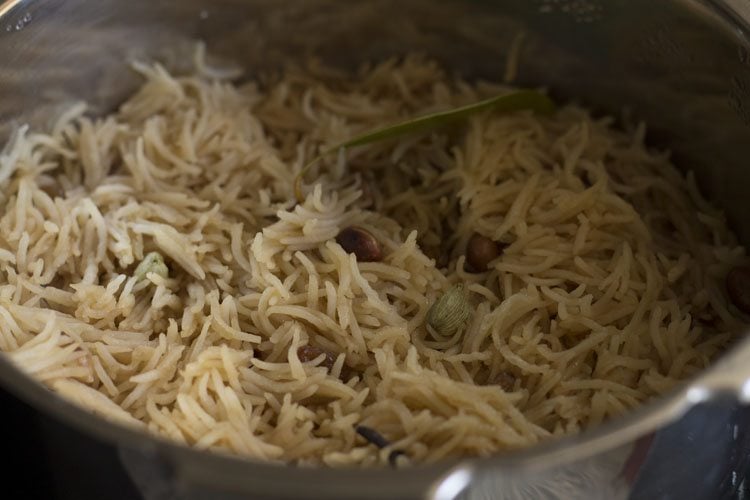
(1, 0, 750, 498)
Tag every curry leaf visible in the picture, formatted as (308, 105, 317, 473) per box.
(293, 89, 555, 202)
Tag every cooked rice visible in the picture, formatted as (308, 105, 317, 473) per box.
(0, 49, 745, 467)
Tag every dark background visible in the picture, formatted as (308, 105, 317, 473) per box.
(1, 386, 141, 500)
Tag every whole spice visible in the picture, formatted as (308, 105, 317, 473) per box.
(294, 89, 556, 202)
(336, 226, 382, 262)
(134, 252, 169, 281)
(355, 425, 408, 467)
(297, 345, 336, 371)
(466, 232, 502, 272)
(426, 284, 471, 337)
(726, 266, 750, 314)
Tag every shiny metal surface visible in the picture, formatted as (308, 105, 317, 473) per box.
(0, 0, 750, 498)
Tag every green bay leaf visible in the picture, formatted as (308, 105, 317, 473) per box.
(294, 89, 555, 202)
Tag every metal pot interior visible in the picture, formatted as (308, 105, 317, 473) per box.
(1, 0, 750, 498)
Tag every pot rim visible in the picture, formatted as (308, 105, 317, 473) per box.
(0, 0, 749, 498)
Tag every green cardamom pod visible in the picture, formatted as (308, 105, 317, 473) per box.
(426, 284, 470, 337)
(134, 252, 169, 281)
